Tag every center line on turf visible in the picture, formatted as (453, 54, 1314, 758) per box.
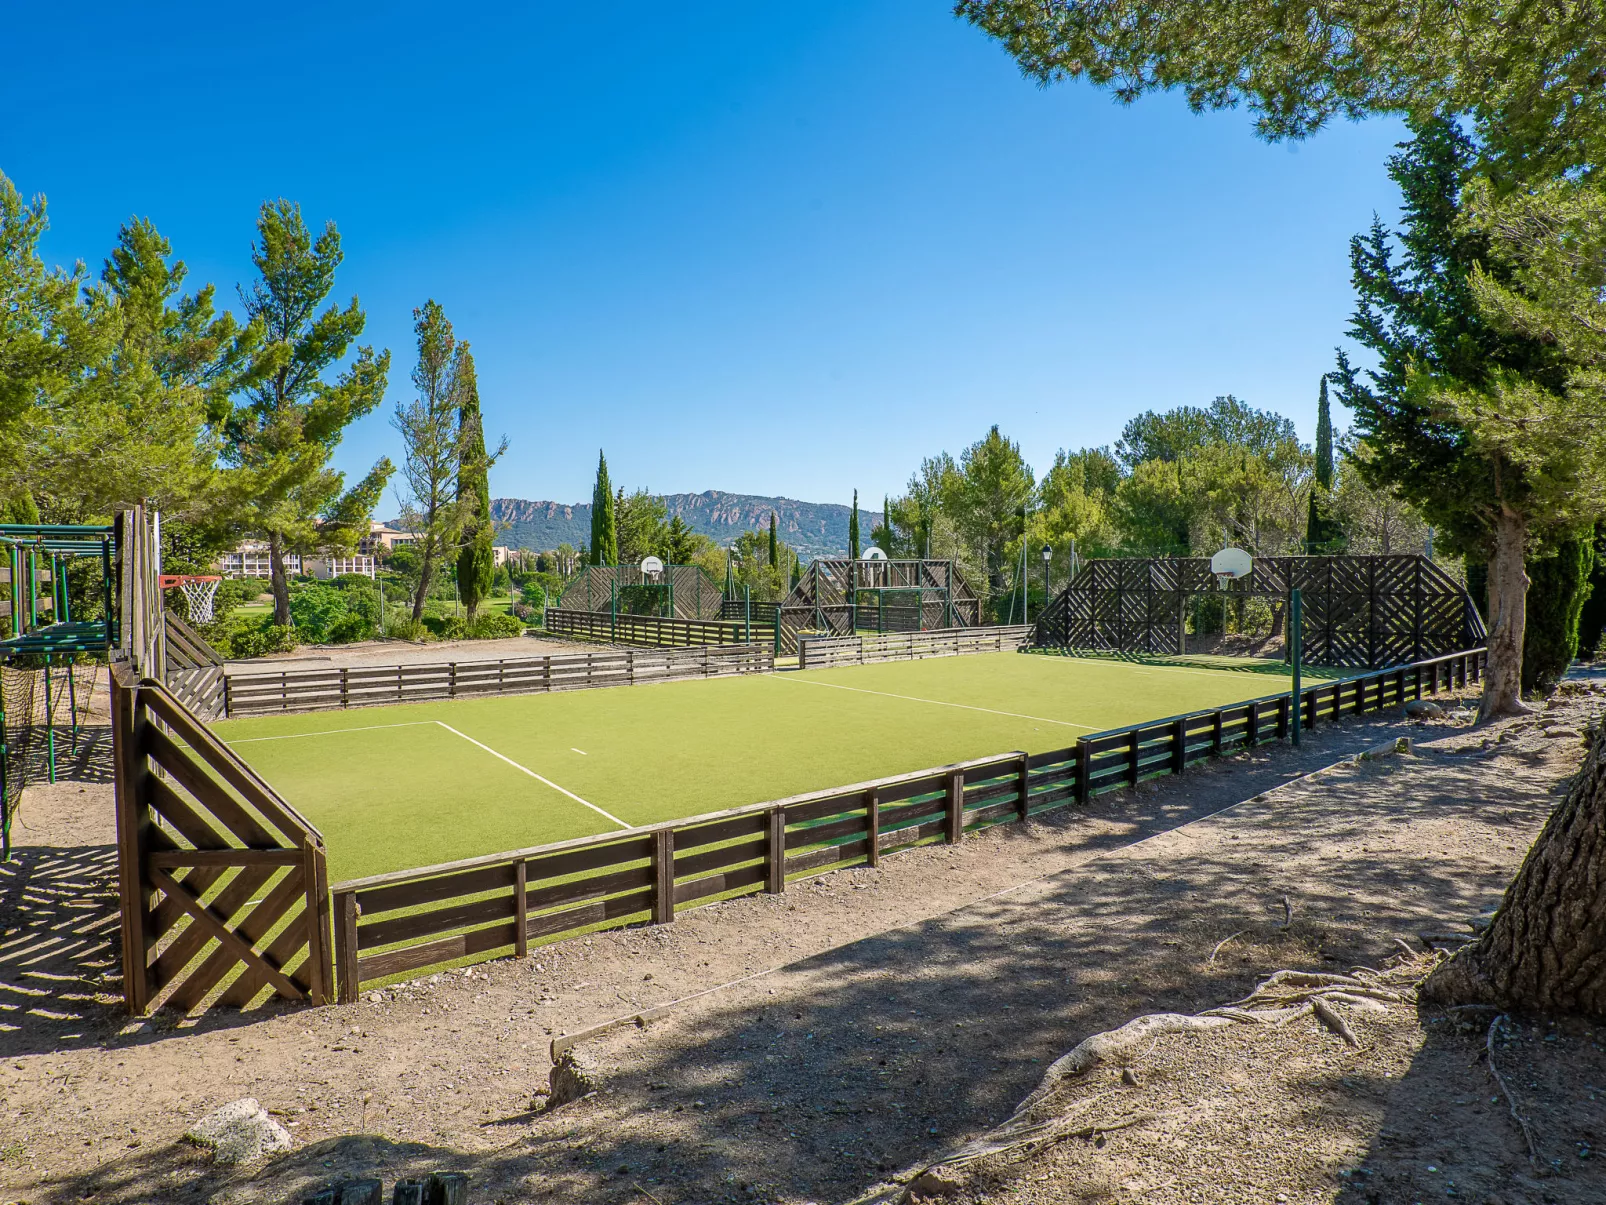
(570, 748, 587, 755)
(227, 720, 438, 744)
(433, 722, 630, 829)
(774, 676, 1099, 729)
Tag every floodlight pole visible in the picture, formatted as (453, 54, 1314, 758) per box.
(1290, 588, 1303, 747)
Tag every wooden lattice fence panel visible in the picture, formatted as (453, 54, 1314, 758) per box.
(112, 661, 330, 1014)
(1034, 554, 1486, 668)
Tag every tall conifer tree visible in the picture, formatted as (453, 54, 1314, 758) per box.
(454, 349, 495, 622)
(848, 489, 860, 560)
(590, 451, 617, 566)
(1306, 377, 1339, 550)
(768, 512, 778, 568)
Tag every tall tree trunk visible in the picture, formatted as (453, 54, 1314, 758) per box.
(1422, 720, 1606, 1017)
(1481, 506, 1532, 720)
(266, 531, 292, 628)
(412, 543, 434, 622)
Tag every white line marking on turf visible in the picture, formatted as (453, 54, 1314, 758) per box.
(571, 748, 587, 755)
(227, 721, 438, 744)
(774, 676, 1099, 730)
(433, 722, 630, 829)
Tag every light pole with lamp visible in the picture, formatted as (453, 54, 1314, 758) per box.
(1041, 544, 1052, 624)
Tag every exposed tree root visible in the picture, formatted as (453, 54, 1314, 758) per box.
(849, 960, 1424, 1203)
(1486, 1014, 1541, 1166)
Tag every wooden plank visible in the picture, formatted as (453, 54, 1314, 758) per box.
(172, 868, 308, 1011)
(944, 771, 963, 844)
(652, 829, 675, 924)
(358, 860, 524, 916)
(766, 808, 786, 893)
(525, 864, 653, 912)
(864, 787, 880, 869)
(335, 891, 359, 1004)
(672, 862, 767, 905)
(148, 848, 302, 868)
(673, 834, 768, 879)
(359, 892, 515, 948)
(673, 811, 770, 851)
(147, 865, 305, 1001)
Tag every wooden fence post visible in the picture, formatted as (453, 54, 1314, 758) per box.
(865, 788, 880, 868)
(1017, 753, 1030, 823)
(112, 670, 153, 1015)
(340, 667, 349, 710)
(945, 771, 964, 843)
(1247, 700, 1260, 746)
(1212, 710, 1224, 757)
(1275, 696, 1289, 742)
(652, 830, 676, 924)
(766, 808, 787, 893)
(334, 890, 360, 1004)
(1171, 716, 1187, 774)
(301, 842, 330, 1006)
(1075, 740, 1090, 804)
(1127, 729, 1141, 788)
(514, 860, 529, 958)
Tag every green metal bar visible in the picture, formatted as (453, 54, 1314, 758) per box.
(43, 658, 56, 783)
(27, 548, 38, 631)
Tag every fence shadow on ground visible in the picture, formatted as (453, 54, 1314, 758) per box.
(33, 708, 1561, 1205)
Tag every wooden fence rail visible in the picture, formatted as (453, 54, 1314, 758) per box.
(544, 607, 757, 648)
(798, 625, 1035, 670)
(224, 643, 773, 717)
(111, 660, 330, 1014)
(328, 646, 1485, 1001)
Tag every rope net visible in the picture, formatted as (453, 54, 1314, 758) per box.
(1, 660, 100, 855)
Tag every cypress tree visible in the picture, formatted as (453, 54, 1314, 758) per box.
(1523, 534, 1595, 692)
(1306, 377, 1340, 551)
(1579, 522, 1606, 660)
(1314, 378, 1334, 489)
(768, 512, 778, 568)
(848, 490, 860, 560)
(590, 451, 617, 566)
(454, 349, 494, 622)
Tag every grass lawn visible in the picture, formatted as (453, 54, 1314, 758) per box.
(215, 651, 1335, 884)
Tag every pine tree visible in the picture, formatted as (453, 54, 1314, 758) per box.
(454, 349, 495, 623)
(848, 490, 860, 560)
(224, 200, 393, 627)
(768, 512, 778, 568)
(590, 451, 617, 565)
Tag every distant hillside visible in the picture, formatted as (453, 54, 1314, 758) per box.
(485, 491, 882, 559)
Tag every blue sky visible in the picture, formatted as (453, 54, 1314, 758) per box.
(5, 1, 1405, 510)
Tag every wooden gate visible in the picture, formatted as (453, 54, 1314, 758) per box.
(111, 660, 330, 1013)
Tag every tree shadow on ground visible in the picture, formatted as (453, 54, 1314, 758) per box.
(32, 706, 1550, 1205)
(1328, 1005, 1606, 1205)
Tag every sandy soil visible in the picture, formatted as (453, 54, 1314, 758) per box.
(223, 633, 586, 672)
(2, 683, 1601, 1205)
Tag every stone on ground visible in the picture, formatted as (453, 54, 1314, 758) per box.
(183, 1097, 292, 1164)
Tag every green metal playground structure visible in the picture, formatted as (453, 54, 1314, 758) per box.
(0, 522, 120, 860)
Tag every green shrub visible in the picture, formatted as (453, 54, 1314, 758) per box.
(326, 612, 374, 644)
(422, 614, 467, 641)
(468, 612, 523, 640)
(1523, 534, 1595, 694)
(224, 618, 298, 659)
(386, 617, 429, 643)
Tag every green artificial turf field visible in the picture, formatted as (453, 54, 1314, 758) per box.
(215, 651, 1332, 883)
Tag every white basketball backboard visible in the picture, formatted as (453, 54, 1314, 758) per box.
(861, 547, 888, 560)
(640, 555, 665, 576)
(1210, 547, 1253, 580)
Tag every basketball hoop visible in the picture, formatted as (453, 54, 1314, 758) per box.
(639, 555, 665, 581)
(160, 574, 222, 624)
(1209, 547, 1253, 593)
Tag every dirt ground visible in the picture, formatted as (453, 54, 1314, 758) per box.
(3, 682, 1603, 1205)
(224, 632, 581, 671)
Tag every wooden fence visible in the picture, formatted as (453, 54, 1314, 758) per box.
(111, 660, 331, 1013)
(327, 646, 1485, 1001)
(544, 607, 759, 648)
(164, 611, 226, 719)
(799, 625, 1035, 670)
(223, 643, 773, 717)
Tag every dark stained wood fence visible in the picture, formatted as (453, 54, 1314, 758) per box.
(164, 611, 226, 719)
(1035, 554, 1486, 668)
(111, 660, 330, 1014)
(224, 643, 773, 716)
(799, 625, 1034, 670)
(544, 607, 758, 648)
(328, 647, 1485, 1001)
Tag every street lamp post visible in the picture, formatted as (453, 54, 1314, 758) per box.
(1041, 544, 1052, 620)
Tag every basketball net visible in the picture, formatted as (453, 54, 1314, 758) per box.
(160, 575, 222, 624)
